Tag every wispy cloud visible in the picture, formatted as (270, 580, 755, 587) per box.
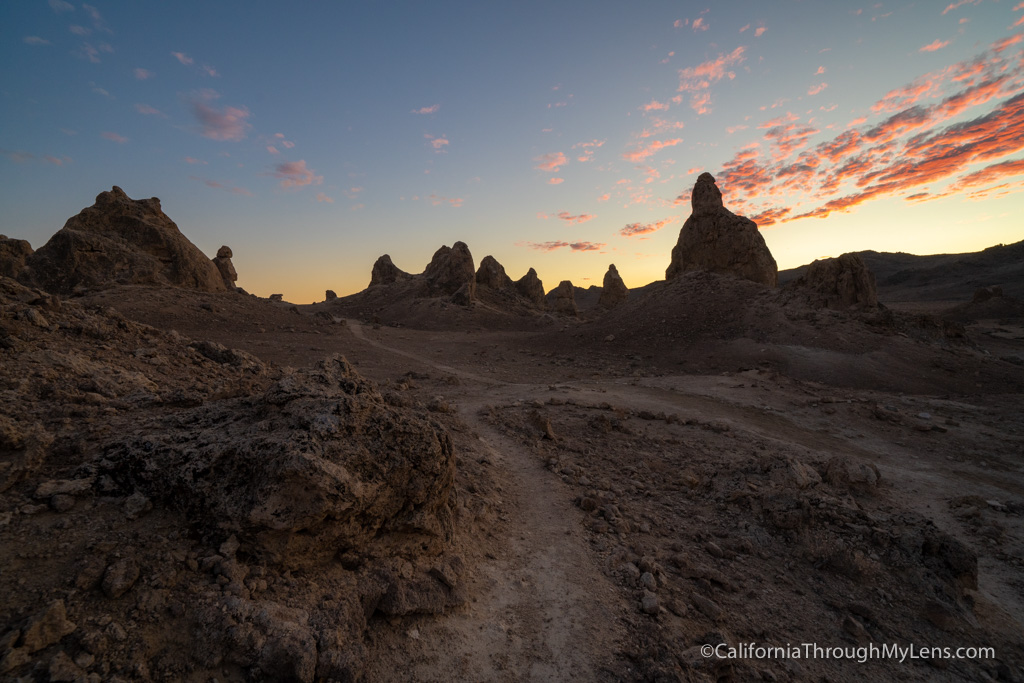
(43, 155, 72, 166)
(424, 134, 449, 151)
(315, 192, 334, 203)
(101, 132, 128, 143)
(553, 211, 595, 225)
(692, 17, 708, 31)
(188, 90, 251, 141)
(755, 26, 767, 37)
(266, 145, 279, 154)
(427, 194, 464, 207)
(133, 68, 154, 80)
(172, 51, 193, 65)
(190, 176, 253, 196)
(573, 139, 605, 162)
(678, 46, 746, 114)
(273, 160, 323, 188)
(534, 151, 567, 172)
(412, 104, 440, 114)
(49, 0, 74, 13)
(82, 4, 110, 33)
(619, 217, 677, 237)
(920, 39, 952, 52)
(1, 149, 34, 163)
(134, 103, 164, 116)
(23, 36, 51, 45)
(525, 240, 605, 252)
(548, 177, 564, 185)
(641, 99, 670, 112)
(807, 82, 828, 96)
(941, 0, 981, 15)
(622, 138, 682, 163)
(183, 156, 207, 165)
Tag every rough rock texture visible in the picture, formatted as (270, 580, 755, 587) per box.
(598, 264, 628, 308)
(423, 242, 476, 301)
(789, 253, 878, 310)
(369, 254, 410, 287)
(514, 268, 546, 307)
(21, 187, 227, 295)
(212, 245, 238, 290)
(475, 255, 514, 291)
(546, 280, 578, 317)
(0, 235, 32, 279)
(325, 289, 338, 301)
(666, 173, 778, 287)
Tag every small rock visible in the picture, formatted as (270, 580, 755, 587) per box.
(48, 651, 85, 682)
(640, 572, 657, 591)
(102, 558, 140, 599)
(641, 591, 660, 615)
(50, 494, 75, 512)
(219, 534, 240, 557)
(123, 491, 151, 520)
(691, 593, 722, 620)
(705, 542, 724, 558)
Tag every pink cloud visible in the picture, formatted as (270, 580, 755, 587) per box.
(674, 19, 688, 28)
(134, 103, 163, 116)
(273, 160, 323, 188)
(807, 82, 828, 96)
(941, 0, 981, 14)
(622, 138, 683, 163)
(597, 193, 610, 201)
(266, 145, 279, 155)
(692, 17, 708, 31)
(739, 23, 750, 33)
(573, 139, 605, 162)
(427, 194, 464, 208)
(755, 26, 766, 37)
(172, 51, 193, 66)
(315, 192, 334, 203)
(535, 151, 567, 172)
(101, 131, 127, 143)
(24, 36, 51, 45)
(190, 176, 253, 196)
(816, 66, 826, 75)
(189, 91, 251, 141)
(202, 65, 219, 77)
(525, 241, 605, 252)
(920, 39, 951, 53)
(133, 68, 153, 80)
(183, 157, 206, 165)
(552, 211, 595, 225)
(412, 104, 440, 114)
(548, 177, 564, 185)
(642, 100, 670, 112)
(49, 0, 74, 12)
(43, 155, 72, 166)
(678, 46, 745, 113)
(425, 134, 449, 151)
(619, 217, 677, 237)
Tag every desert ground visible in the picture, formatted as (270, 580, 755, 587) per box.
(1, 185, 1023, 682)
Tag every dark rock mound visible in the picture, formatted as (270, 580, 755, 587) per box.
(787, 253, 878, 310)
(546, 280, 578, 317)
(476, 255, 514, 291)
(514, 268, 546, 307)
(598, 264, 628, 308)
(423, 241, 476, 301)
(666, 173, 778, 287)
(100, 354, 456, 569)
(0, 235, 32, 279)
(212, 245, 238, 290)
(22, 187, 226, 295)
(369, 254, 411, 287)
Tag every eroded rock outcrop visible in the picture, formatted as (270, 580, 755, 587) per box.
(514, 268, 546, 307)
(476, 255, 514, 291)
(789, 253, 878, 309)
(369, 254, 410, 287)
(666, 173, 778, 287)
(546, 280, 578, 316)
(22, 187, 227, 294)
(423, 242, 476, 301)
(100, 354, 456, 568)
(598, 264, 628, 308)
(0, 235, 32, 279)
(212, 245, 238, 290)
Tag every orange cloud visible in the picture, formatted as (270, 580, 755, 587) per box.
(941, 0, 981, 14)
(428, 194, 464, 208)
(754, 26, 766, 37)
(642, 100, 670, 112)
(548, 177, 564, 185)
(525, 241, 605, 252)
(619, 217, 677, 237)
(692, 17, 708, 31)
(555, 211, 595, 225)
(273, 160, 323, 188)
(920, 39, 951, 52)
(677, 46, 746, 114)
(622, 138, 683, 163)
(807, 82, 828, 96)
(535, 151, 567, 172)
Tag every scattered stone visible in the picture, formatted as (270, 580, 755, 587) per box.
(48, 650, 85, 682)
(101, 558, 140, 599)
(666, 173, 777, 287)
(641, 591, 660, 615)
(1, 600, 76, 673)
(123, 491, 152, 519)
(691, 593, 722, 620)
(34, 477, 94, 499)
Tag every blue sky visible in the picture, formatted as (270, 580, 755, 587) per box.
(3, 0, 1023, 302)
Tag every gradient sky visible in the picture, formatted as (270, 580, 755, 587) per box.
(2, 1, 1023, 303)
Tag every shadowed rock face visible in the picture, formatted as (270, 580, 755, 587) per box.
(22, 186, 226, 294)
(369, 254, 411, 287)
(423, 241, 476, 300)
(213, 245, 237, 290)
(666, 173, 778, 287)
(476, 255, 514, 291)
(598, 264, 628, 308)
(0, 236, 33, 279)
(790, 253, 878, 309)
(546, 280, 578, 316)
(514, 268, 546, 307)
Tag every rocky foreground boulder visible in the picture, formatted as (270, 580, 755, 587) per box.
(598, 264, 628, 308)
(21, 187, 227, 295)
(666, 173, 778, 287)
(0, 235, 32, 279)
(788, 253, 878, 310)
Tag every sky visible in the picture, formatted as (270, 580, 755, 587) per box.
(2, 0, 1023, 303)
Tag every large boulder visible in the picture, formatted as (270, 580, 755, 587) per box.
(789, 253, 878, 309)
(514, 268, 546, 307)
(21, 186, 226, 294)
(0, 235, 33, 279)
(476, 255, 514, 291)
(369, 254, 410, 287)
(666, 173, 778, 287)
(598, 264, 628, 308)
(423, 241, 476, 300)
(546, 280, 578, 316)
(212, 245, 238, 290)
(100, 355, 455, 568)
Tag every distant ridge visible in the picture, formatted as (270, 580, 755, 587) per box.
(779, 240, 1024, 303)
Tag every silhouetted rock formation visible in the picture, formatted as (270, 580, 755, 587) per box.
(546, 280, 578, 316)
(515, 268, 546, 307)
(666, 173, 778, 287)
(788, 253, 878, 310)
(598, 264, 628, 308)
(325, 289, 338, 301)
(424, 242, 476, 301)
(369, 254, 410, 287)
(973, 285, 1003, 303)
(21, 187, 226, 295)
(476, 255, 515, 291)
(212, 245, 238, 290)
(0, 235, 32, 279)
